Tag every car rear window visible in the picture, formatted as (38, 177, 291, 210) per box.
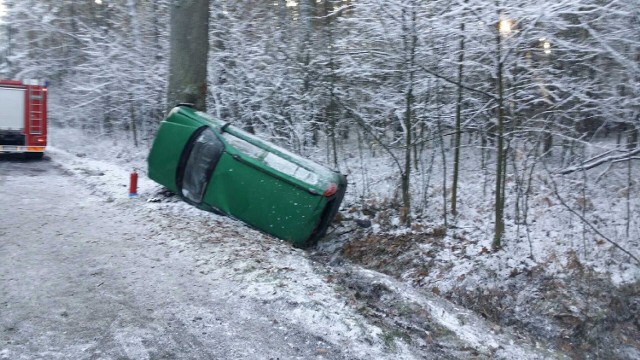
(223, 126, 337, 185)
(222, 132, 319, 186)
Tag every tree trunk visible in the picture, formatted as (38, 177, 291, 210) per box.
(400, 3, 418, 227)
(166, 0, 210, 112)
(451, 9, 466, 216)
(628, 125, 639, 150)
(493, 20, 506, 249)
(626, 145, 632, 238)
(129, 95, 138, 148)
(437, 118, 449, 227)
(543, 130, 553, 155)
(401, 87, 413, 227)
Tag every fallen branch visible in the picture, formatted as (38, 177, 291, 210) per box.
(559, 148, 640, 175)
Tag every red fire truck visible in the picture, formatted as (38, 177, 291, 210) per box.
(0, 79, 48, 158)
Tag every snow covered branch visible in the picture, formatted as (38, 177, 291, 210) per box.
(559, 148, 640, 175)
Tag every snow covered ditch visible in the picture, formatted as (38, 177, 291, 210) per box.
(41, 127, 575, 358)
(327, 137, 640, 359)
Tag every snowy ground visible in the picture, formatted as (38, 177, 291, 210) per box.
(1, 158, 373, 359)
(327, 134, 640, 359)
(3, 153, 427, 359)
(0, 128, 577, 359)
(2, 126, 637, 359)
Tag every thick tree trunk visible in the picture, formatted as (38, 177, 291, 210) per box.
(166, 0, 210, 112)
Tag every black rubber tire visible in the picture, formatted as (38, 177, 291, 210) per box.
(24, 152, 44, 160)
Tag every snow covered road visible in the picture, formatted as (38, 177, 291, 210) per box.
(0, 153, 563, 359)
(0, 157, 388, 359)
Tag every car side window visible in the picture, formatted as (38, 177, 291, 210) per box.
(181, 128, 224, 203)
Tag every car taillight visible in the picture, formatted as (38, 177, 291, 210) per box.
(323, 183, 338, 197)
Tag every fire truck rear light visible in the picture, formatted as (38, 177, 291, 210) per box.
(323, 183, 338, 197)
(35, 137, 45, 143)
(26, 146, 44, 152)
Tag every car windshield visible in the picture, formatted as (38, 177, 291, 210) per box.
(181, 128, 224, 203)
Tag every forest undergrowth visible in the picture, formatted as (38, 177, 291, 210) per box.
(324, 134, 640, 359)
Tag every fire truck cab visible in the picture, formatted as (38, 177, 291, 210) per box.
(0, 79, 48, 158)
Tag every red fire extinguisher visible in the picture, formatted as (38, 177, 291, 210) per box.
(129, 170, 138, 197)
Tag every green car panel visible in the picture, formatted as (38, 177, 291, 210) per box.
(147, 120, 198, 193)
(204, 153, 327, 243)
(147, 105, 347, 248)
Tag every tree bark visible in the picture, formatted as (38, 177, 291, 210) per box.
(493, 18, 506, 249)
(628, 125, 639, 150)
(451, 6, 466, 216)
(166, 0, 210, 112)
(400, 3, 418, 227)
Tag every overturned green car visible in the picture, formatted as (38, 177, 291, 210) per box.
(147, 104, 347, 248)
